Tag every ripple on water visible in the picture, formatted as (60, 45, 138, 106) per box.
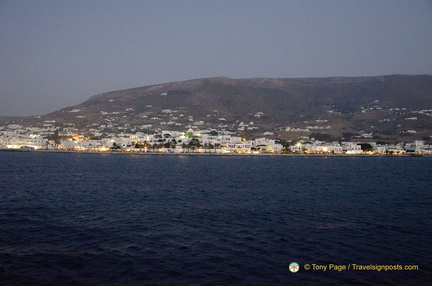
(1, 153, 431, 285)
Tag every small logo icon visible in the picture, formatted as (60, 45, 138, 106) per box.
(289, 262, 300, 273)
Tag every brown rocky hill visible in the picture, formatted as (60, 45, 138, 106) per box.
(10, 75, 432, 141)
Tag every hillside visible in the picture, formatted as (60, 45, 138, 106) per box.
(6, 75, 432, 141)
(0, 116, 26, 125)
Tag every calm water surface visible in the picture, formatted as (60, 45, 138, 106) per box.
(1, 152, 431, 285)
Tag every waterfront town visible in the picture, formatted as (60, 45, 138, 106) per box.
(0, 123, 430, 155)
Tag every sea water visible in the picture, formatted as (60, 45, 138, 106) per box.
(1, 152, 431, 285)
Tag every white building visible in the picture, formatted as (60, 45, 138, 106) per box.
(342, 142, 362, 154)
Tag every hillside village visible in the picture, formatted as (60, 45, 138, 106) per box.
(1, 76, 432, 154)
(14, 95, 432, 143)
(1, 123, 430, 155)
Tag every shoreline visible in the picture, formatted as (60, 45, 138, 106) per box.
(0, 148, 428, 157)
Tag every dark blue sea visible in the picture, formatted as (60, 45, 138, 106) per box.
(1, 152, 431, 285)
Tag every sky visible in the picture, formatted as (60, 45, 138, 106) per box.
(1, 0, 432, 116)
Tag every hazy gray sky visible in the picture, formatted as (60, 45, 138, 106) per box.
(1, 0, 432, 116)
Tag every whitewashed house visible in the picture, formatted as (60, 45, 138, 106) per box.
(342, 142, 362, 154)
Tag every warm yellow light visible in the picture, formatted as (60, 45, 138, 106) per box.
(7, 145, 20, 149)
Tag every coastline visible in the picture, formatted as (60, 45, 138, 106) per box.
(0, 148, 427, 157)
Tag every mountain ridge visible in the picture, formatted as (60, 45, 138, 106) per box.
(3, 74, 432, 141)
